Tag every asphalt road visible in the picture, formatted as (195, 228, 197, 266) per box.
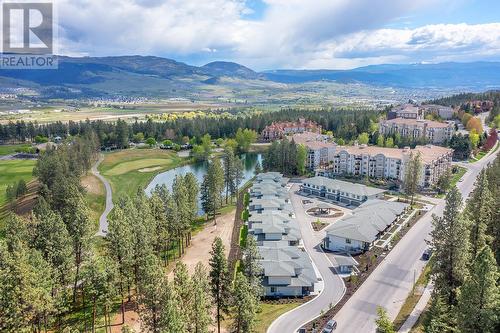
(267, 184, 346, 333)
(91, 154, 114, 236)
(332, 146, 498, 333)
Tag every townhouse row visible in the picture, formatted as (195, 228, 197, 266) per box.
(247, 172, 317, 297)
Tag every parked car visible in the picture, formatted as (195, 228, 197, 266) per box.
(422, 248, 433, 260)
(322, 319, 337, 332)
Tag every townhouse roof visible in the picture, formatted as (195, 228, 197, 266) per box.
(326, 199, 408, 243)
(303, 176, 386, 197)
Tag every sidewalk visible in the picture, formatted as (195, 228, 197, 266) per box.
(398, 283, 433, 333)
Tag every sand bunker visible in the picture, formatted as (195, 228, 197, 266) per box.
(138, 166, 162, 173)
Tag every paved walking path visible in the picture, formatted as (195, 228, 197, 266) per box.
(91, 154, 114, 236)
(398, 283, 433, 333)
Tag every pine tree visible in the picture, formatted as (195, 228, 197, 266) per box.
(465, 171, 493, 259)
(231, 157, 244, 202)
(232, 272, 258, 333)
(209, 237, 231, 333)
(429, 187, 469, 307)
(457, 246, 499, 333)
(159, 281, 187, 333)
(242, 236, 263, 297)
(404, 151, 422, 206)
(201, 158, 224, 221)
(108, 205, 134, 317)
(375, 306, 395, 333)
(173, 261, 192, 328)
(223, 147, 236, 203)
(173, 175, 190, 254)
(423, 295, 455, 333)
(81, 253, 118, 332)
(33, 202, 74, 317)
(191, 262, 212, 333)
(138, 255, 167, 333)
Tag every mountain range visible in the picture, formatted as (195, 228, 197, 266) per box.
(1, 55, 499, 99)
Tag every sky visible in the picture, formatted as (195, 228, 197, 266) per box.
(54, 0, 500, 70)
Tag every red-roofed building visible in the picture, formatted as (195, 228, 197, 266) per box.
(260, 118, 321, 142)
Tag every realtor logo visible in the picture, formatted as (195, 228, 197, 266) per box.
(1, 1, 57, 69)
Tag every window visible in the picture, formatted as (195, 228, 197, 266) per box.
(345, 238, 351, 244)
(271, 287, 276, 293)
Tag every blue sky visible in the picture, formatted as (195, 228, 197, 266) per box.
(56, 0, 500, 70)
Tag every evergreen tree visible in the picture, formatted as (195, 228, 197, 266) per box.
(209, 237, 231, 333)
(429, 187, 469, 307)
(423, 296, 455, 333)
(201, 158, 224, 221)
(457, 246, 499, 333)
(191, 262, 212, 333)
(138, 255, 167, 333)
(232, 272, 258, 333)
(223, 147, 236, 203)
(231, 157, 244, 202)
(81, 253, 118, 332)
(173, 261, 192, 328)
(296, 144, 307, 175)
(465, 171, 493, 259)
(108, 205, 134, 316)
(404, 151, 422, 206)
(242, 236, 263, 297)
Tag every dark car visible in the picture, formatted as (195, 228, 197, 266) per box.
(422, 248, 433, 260)
(322, 319, 337, 332)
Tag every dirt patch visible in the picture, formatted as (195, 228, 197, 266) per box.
(138, 166, 162, 173)
(81, 174, 104, 196)
(169, 208, 235, 277)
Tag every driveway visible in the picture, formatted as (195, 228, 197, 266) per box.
(331, 147, 499, 333)
(91, 154, 114, 236)
(267, 184, 346, 333)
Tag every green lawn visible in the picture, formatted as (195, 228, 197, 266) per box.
(450, 166, 467, 188)
(468, 150, 487, 162)
(98, 148, 189, 200)
(0, 159, 36, 208)
(255, 302, 302, 333)
(0, 144, 32, 156)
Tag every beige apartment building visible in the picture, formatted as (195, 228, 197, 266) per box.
(316, 144, 453, 188)
(379, 118, 455, 144)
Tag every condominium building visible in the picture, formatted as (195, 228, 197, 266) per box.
(387, 104, 423, 120)
(260, 118, 322, 142)
(421, 104, 455, 120)
(246, 172, 317, 297)
(317, 144, 453, 188)
(292, 132, 337, 169)
(379, 118, 455, 144)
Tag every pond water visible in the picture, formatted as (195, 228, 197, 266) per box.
(145, 153, 263, 214)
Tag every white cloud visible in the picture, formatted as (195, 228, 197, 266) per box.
(53, 0, 500, 69)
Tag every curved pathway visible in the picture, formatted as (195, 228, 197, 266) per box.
(267, 184, 346, 333)
(91, 154, 113, 236)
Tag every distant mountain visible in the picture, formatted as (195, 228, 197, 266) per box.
(262, 62, 500, 89)
(0, 55, 499, 99)
(202, 61, 262, 79)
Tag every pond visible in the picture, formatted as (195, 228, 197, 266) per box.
(145, 153, 263, 214)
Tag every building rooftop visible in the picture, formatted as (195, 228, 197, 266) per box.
(326, 199, 408, 243)
(383, 117, 453, 128)
(303, 176, 386, 197)
(335, 144, 453, 164)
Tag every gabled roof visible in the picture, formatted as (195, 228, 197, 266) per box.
(303, 176, 386, 197)
(326, 199, 408, 243)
